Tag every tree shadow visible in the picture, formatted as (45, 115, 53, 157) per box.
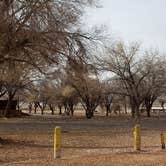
(63, 145, 133, 149)
(0, 138, 161, 151)
(0, 138, 52, 148)
(63, 145, 160, 150)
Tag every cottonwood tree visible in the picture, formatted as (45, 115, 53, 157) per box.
(98, 42, 157, 118)
(141, 53, 166, 117)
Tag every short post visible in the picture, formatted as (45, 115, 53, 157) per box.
(54, 127, 61, 159)
(161, 132, 165, 149)
(134, 125, 141, 151)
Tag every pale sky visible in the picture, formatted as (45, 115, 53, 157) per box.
(83, 0, 166, 52)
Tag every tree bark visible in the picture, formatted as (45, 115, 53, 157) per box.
(34, 102, 38, 114)
(135, 104, 140, 119)
(124, 96, 127, 114)
(144, 96, 156, 117)
(68, 102, 74, 116)
(106, 105, 109, 116)
(4, 92, 15, 117)
(58, 105, 62, 115)
(49, 104, 54, 115)
(28, 103, 32, 114)
(86, 110, 93, 119)
(105, 104, 111, 116)
(147, 108, 151, 117)
(85, 105, 94, 119)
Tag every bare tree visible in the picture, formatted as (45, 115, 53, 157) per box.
(141, 53, 166, 117)
(61, 85, 78, 116)
(98, 42, 156, 118)
(0, 0, 98, 66)
(72, 76, 102, 118)
(0, 62, 39, 116)
(0, 0, 100, 117)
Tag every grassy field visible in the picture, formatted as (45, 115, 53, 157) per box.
(0, 114, 166, 165)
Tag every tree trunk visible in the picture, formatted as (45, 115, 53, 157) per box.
(28, 103, 32, 114)
(147, 108, 151, 117)
(58, 105, 62, 115)
(68, 102, 74, 116)
(145, 97, 155, 117)
(70, 107, 74, 116)
(64, 103, 69, 115)
(41, 108, 44, 115)
(161, 101, 165, 112)
(4, 98, 11, 117)
(135, 105, 140, 118)
(105, 105, 111, 116)
(34, 102, 38, 114)
(65, 106, 70, 116)
(49, 104, 54, 115)
(4, 93, 15, 117)
(17, 97, 20, 112)
(145, 102, 152, 117)
(86, 110, 93, 119)
(124, 98, 127, 114)
(130, 97, 136, 118)
(106, 108, 109, 116)
(37, 102, 46, 115)
(85, 106, 94, 119)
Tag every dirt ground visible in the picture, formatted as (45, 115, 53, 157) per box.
(0, 114, 166, 166)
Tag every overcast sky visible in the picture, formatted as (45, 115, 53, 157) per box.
(83, 0, 166, 52)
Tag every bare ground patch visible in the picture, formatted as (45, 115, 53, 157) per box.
(0, 115, 166, 165)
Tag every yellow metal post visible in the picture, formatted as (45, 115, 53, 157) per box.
(134, 125, 141, 151)
(161, 132, 165, 149)
(54, 127, 61, 159)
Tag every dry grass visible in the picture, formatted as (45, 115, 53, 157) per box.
(0, 114, 166, 165)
